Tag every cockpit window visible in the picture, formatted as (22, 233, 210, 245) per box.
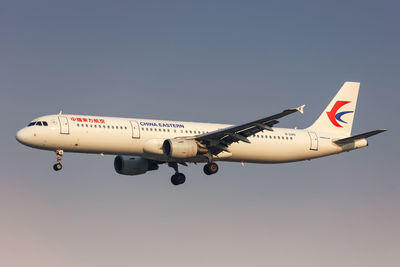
(27, 121, 48, 127)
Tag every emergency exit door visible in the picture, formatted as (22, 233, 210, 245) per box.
(308, 131, 318, 151)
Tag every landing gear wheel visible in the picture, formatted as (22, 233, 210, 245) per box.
(53, 163, 62, 171)
(171, 173, 186, 185)
(203, 163, 219, 175)
(53, 149, 64, 171)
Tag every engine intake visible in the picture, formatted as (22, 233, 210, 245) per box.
(114, 155, 158, 175)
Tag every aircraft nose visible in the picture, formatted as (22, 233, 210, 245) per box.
(16, 128, 29, 145)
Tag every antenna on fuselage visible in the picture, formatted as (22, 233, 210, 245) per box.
(58, 110, 63, 115)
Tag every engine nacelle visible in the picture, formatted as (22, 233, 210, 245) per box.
(163, 139, 199, 159)
(114, 155, 158, 176)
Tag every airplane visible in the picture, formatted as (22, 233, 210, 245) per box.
(16, 82, 386, 185)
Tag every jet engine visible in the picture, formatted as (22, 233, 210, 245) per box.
(114, 155, 158, 175)
(163, 139, 207, 159)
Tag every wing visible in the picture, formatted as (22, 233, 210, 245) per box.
(195, 105, 305, 155)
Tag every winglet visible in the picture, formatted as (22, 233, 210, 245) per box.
(297, 105, 305, 114)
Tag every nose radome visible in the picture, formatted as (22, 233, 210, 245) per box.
(16, 128, 29, 145)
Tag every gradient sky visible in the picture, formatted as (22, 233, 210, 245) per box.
(1, 1, 399, 266)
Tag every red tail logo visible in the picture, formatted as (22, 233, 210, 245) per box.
(326, 101, 353, 128)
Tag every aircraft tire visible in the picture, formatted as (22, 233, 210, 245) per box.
(171, 173, 186, 185)
(53, 163, 62, 171)
(203, 163, 218, 175)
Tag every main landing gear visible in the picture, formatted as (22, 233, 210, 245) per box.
(53, 149, 64, 171)
(168, 162, 220, 186)
(203, 162, 219, 175)
(168, 162, 186, 186)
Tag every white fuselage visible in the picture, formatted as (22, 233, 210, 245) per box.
(16, 114, 348, 164)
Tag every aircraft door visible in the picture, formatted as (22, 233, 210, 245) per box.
(308, 131, 318, 151)
(58, 116, 70, 134)
(130, 120, 140, 139)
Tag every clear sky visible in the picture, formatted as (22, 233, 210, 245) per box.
(1, 1, 399, 266)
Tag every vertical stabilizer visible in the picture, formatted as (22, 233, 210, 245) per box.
(307, 82, 360, 137)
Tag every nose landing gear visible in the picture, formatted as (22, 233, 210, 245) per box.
(53, 149, 64, 171)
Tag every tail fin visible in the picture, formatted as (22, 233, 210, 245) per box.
(307, 82, 360, 137)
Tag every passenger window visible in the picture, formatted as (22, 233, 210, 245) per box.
(112, 126, 114, 129)
(94, 125, 97, 128)
(36, 121, 42, 126)
(90, 124, 92, 127)
(116, 126, 119, 129)
(125, 127, 127, 130)
(77, 124, 80, 127)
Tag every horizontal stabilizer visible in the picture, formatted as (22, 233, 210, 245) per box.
(333, 129, 387, 144)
